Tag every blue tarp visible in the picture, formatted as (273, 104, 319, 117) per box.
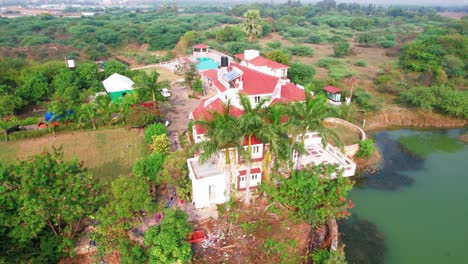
(45, 110, 74, 122)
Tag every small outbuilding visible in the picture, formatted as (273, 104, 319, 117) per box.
(192, 44, 209, 54)
(324, 86, 342, 105)
(102, 73, 134, 102)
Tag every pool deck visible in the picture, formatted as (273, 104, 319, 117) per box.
(156, 50, 233, 72)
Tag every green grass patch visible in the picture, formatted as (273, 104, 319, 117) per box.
(328, 124, 360, 145)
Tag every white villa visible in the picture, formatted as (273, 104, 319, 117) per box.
(187, 50, 356, 209)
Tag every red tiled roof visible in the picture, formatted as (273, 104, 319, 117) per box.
(281, 82, 306, 102)
(238, 168, 261, 176)
(324, 86, 341, 94)
(235, 53, 288, 69)
(243, 135, 263, 146)
(193, 44, 209, 49)
(231, 63, 279, 95)
(201, 70, 227, 93)
(192, 97, 243, 121)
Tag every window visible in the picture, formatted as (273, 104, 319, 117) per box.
(281, 69, 286, 77)
(252, 146, 260, 154)
(240, 176, 245, 182)
(254, 96, 261, 103)
(293, 151, 298, 159)
(251, 174, 258, 180)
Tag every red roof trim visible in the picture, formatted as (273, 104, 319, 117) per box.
(243, 135, 263, 146)
(235, 53, 288, 69)
(238, 168, 261, 176)
(193, 44, 209, 49)
(324, 86, 341, 94)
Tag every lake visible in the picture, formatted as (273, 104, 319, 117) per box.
(340, 128, 468, 264)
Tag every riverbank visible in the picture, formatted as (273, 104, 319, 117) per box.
(364, 105, 467, 131)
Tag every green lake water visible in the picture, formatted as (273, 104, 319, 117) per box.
(341, 129, 468, 264)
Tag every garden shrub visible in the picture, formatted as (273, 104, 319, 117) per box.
(333, 42, 350, 57)
(355, 60, 367, 67)
(151, 134, 171, 155)
(266, 40, 281, 49)
(286, 45, 314, 57)
(357, 139, 376, 158)
(144, 123, 167, 144)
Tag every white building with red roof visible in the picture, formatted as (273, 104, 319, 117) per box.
(187, 50, 355, 209)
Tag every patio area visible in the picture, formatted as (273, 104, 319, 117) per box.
(302, 143, 356, 177)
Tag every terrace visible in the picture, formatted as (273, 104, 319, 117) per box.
(301, 143, 356, 177)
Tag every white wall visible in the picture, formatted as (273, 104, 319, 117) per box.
(238, 172, 261, 189)
(187, 157, 227, 209)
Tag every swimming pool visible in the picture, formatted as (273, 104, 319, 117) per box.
(196, 57, 219, 71)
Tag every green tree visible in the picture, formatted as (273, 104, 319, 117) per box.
(133, 153, 166, 196)
(0, 94, 23, 118)
(174, 62, 198, 91)
(264, 165, 354, 225)
(288, 93, 341, 170)
(241, 10, 263, 43)
(16, 71, 50, 103)
(0, 149, 99, 262)
(356, 139, 376, 158)
(78, 103, 99, 129)
(144, 209, 192, 264)
(104, 60, 128, 78)
(288, 63, 316, 84)
(193, 101, 242, 199)
(93, 173, 154, 255)
(267, 49, 290, 65)
(238, 94, 273, 207)
(76, 62, 101, 91)
(333, 42, 350, 57)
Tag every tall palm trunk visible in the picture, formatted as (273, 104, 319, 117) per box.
(244, 135, 252, 207)
(296, 129, 306, 170)
(92, 118, 97, 130)
(224, 147, 231, 199)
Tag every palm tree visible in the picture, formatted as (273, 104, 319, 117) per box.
(78, 103, 98, 130)
(241, 10, 263, 43)
(287, 92, 342, 170)
(260, 103, 292, 183)
(238, 94, 273, 207)
(192, 101, 241, 201)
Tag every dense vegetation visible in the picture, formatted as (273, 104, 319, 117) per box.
(0, 0, 467, 262)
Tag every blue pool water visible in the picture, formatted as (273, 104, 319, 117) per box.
(196, 57, 219, 71)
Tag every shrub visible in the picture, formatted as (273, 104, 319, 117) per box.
(353, 88, 381, 111)
(286, 45, 314, 57)
(266, 40, 281, 49)
(317, 57, 342, 68)
(355, 60, 367, 67)
(328, 65, 355, 81)
(267, 49, 290, 65)
(144, 123, 167, 144)
(378, 40, 396, 48)
(288, 63, 316, 84)
(306, 35, 322, 44)
(357, 139, 376, 158)
(151, 134, 171, 155)
(333, 42, 350, 57)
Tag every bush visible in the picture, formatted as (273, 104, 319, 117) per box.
(333, 42, 350, 57)
(266, 40, 281, 49)
(288, 63, 316, 84)
(286, 45, 314, 57)
(378, 40, 396, 48)
(355, 60, 367, 67)
(357, 139, 376, 158)
(151, 134, 171, 155)
(144, 123, 167, 144)
(317, 57, 342, 68)
(306, 35, 322, 44)
(353, 88, 381, 111)
(328, 65, 355, 81)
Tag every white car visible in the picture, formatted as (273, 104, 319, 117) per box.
(161, 88, 171, 98)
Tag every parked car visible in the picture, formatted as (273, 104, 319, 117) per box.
(161, 88, 171, 98)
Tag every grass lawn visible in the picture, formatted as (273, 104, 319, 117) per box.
(327, 123, 361, 146)
(0, 128, 148, 196)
